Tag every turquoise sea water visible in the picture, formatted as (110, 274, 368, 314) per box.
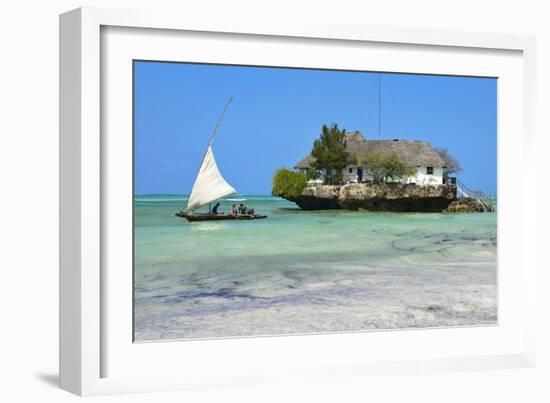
(134, 195, 497, 341)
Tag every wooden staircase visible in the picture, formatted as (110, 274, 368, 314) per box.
(454, 179, 494, 212)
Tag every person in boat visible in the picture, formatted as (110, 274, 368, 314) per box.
(246, 207, 255, 215)
(238, 203, 246, 214)
(231, 204, 238, 215)
(212, 202, 221, 215)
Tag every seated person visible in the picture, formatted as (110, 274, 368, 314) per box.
(231, 204, 238, 215)
(246, 207, 255, 215)
(212, 202, 220, 215)
(238, 203, 246, 214)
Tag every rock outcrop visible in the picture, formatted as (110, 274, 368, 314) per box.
(443, 197, 492, 213)
(285, 183, 458, 212)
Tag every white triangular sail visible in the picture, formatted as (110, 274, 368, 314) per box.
(186, 145, 237, 211)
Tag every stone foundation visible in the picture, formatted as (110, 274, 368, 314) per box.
(284, 183, 458, 212)
(443, 197, 492, 213)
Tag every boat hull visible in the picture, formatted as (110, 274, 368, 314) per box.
(175, 211, 267, 222)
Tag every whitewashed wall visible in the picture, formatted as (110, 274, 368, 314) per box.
(340, 165, 443, 185)
(342, 165, 368, 182)
(409, 166, 444, 185)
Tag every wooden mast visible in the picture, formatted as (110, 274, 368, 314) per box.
(208, 96, 233, 146)
(378, 73, 381, 139)
(184, 96, 234, 213)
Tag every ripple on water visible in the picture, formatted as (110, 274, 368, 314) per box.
(133, 197, 497, 340)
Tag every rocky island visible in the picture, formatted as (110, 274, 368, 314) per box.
(273, 125, 492, 213)
(282, 182, 457, 212)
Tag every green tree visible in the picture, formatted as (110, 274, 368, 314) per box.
(359, 152, 385, 183)
(359, 152, 414, 183)
(310, 124, 350, 184)
(381, 153, 415, 182)
(305, 168, 321, 181)
(272, 168, 308, 199)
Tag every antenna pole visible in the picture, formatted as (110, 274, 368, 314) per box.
(208, 96, 233, 146)
(378, 73, 381, 139)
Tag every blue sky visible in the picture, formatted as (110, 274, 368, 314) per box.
(134, 61, 497, 196)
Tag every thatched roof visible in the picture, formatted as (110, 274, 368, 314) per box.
(294, 131, 447, 169)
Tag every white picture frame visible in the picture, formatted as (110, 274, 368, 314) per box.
(59, 6, 537, 396)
